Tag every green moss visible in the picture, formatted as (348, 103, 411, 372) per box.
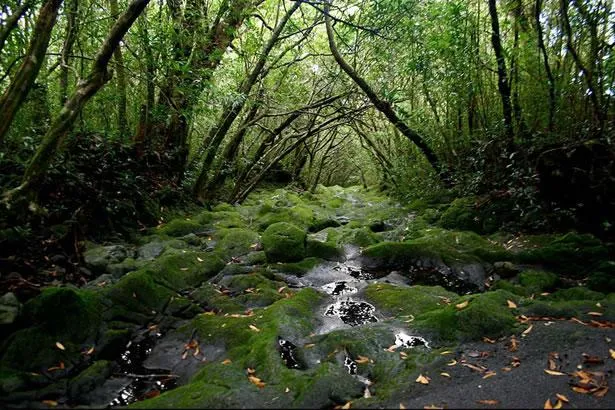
(587, 261, 615, 293)
(547, 287, 604, 301)
(271, 257, 322, 276)
(262, 222, 306, 263)
(215, 228, 260, 261)
(156, 218, 203, 237)
(145, 250, 225, 290)
(515, 232, 608, 275)
(104, 270, 174, 319)
(364, 284, 458, 317)
(242, 251, 267, 265)
(340, 227, 381, 247)
(256, 204, 315, 231)
(211, 211, 246, 229)
(491, 280, 529, 296)
(306, 228, 342, 260)
(190, 283, 244, 314)
(518, 270, 559, 293)
(438, 197, 481, 233)
(68, 360, 113, 400)
(414, 290, 518, 341)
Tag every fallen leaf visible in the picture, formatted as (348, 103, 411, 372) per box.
(277, 286, 287, 293)
(248, 375, 265, 388)
(522, 325, 533, 336)
(41, 400, 58, 407)
(571, 386, 590, 394)
(440, 350, 453, 355)
(386, 344, 398, 352)
(47, 361, 65, 372)
(222, 359, 232, 365)
(570, 317, 587, 326)
(587, 312, 603, 317)
(249, 325, 260, 332)
(502, 367, 512, 372)
(415, 374, 430, 384)
(55, 342, 65, 351)
(544, 398, 553, 409)
(181, 351, 188, 360)
(356, 355, 370, 364)
(180, 267, 189, 271)
(462, 362, 487, 373)
(455, 300, 469, 310)
(553, 400, 563, 409)
(247, 367, 255, 374)
(482, 371, 497, 379)
(144, 390, 161, 399)
(555, 394, 569, 403)
(476, 399, 499, 405)
(341, 402, 352, 409)
(304, 343, 315, 348)
(483, 337, 496, 344)
(610, 349, 615, 360)
(507, 300, 517, 309)
(197, 257, 204, 262)
(511, 356, 521, 367)
(423, 405, 444, 410)
(400, 351, 409, 360)
(508, 336, 519, 352)
(544, 369, 567, 376)
(447, 359, 457, 366)
(364, 386, 371, 398)
(440, 372, 451, 377)
(582, 353, 604, 365)
(285, 387, 290, 393)
(399, 404, 406, 410)
(593, 387, 609, 397)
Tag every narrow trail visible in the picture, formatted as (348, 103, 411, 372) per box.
(1, 186, 614, 409)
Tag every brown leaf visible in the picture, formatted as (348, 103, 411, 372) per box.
(247, 367, 255, 374)
(55, 342, 65, 351)
(476, 399, 499, 405)
(555, 394, 569, 403)
(47, 361, 65, 372)
(587, 312, 603, 317)
(222, 359, 232, 365)
(415, 374, 431, 384)
(571, 386, 591, 394)
(455, 300, 469, 310)
(582, 353, 604, 365)
(85, 346, 95, 355)
(502, 367, 512, 372)
(544, 399, 553, 409)
(41, 400, 58, 407)
(248, 375, 266, 388)
(522, 324, 533, 336)
(386, 344, 398, 352)
(508, 336, 519, 352)
(341, 402, 352, 410)
(610, 349, 615, 360)
(511, 356, 521, 367)
(423, 405, 444, 410)
(570, 317, 587, 326)
(553, 400, 563, 409)
(399, 404, 406, 410)
(507, 300, 517, 309)
(249, 324, 260, 332)
(304, 343, 315, 348)
(482, 337, 496, 344)
(355, 355, 370, 364)
(400, 351, 409, 360)
(277, 286, 287, 293)
(593, 387, 608, 397)
(440, 372, 451, 378)
(544, 369, 567, 376)
(482, 371, 497, 379)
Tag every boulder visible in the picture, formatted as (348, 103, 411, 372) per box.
(262, 222, 306, 263)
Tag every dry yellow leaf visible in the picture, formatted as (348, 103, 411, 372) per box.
(85, 346, 95, 355)
(555, 394, 569, 403)
(356, 355, 369, 364)
(544, 398, 553, 409)
(440, 372, 451, 377)
(507, 300, 517, 309)
(610, 349, 615, 360)
(440, 350, 453, 355)
(476, 399, 498, 405)
(248, 375, 265, 388)
(455, 300, 469, 310)
(180, 267, 189, 271)
(222, 359, 232, 365)
(587, 311, 603, 316)
(197, 257, 204, 262)
(522, 324, 533, 336)
(277, 286, 287, 293)
(386, 344, 398, 352)
(341, 401, 352, 409)
(571, 386, 590, 394)
(399, 404, 406, 410)
(249, 324, 260, 332)
(415, 374, 430, 384)
(304, 343, 315, 348)
(55, 342, 65, 351)
(447, 359, 457, 366)
(593, 387, 609, 397)
(41, 400, 58, 407)
(553, 400, 563, 409)
(482, 371, 497, 379)
(544, 369, 566, 376)
(483, 337, 496, 344)
(424, 405, 444, 410)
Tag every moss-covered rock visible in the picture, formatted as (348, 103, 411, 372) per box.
(156, 218, 203, 237)
(145, 250, 225, 290)
(306, 228, 342, 260)
(68, 360, 113, 400)
(269, 257, 322, 276)
(83, 244, 132, 273)
(414, 290, 518, 341)
(515, 232, 608, 275)
(215, 228, 260, 261)
(438, 197, 481, 233)
(518, 270, 559, 293)
(587, 261, 615, 293)
(262, 222, 306, 263)
(364, 284, 458, 317)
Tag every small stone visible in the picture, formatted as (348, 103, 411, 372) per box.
(0, 292, 21, 325)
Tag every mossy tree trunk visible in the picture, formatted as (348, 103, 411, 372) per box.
(0, 0, 63, 145)
(2, 0, 151, 205)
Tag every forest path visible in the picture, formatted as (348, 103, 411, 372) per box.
(1, 185, 614, 409)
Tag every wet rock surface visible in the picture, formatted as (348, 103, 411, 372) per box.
(2, 186, 614, 409)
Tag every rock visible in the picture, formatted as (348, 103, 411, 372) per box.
(83, 245, 132, 273)
(262, 222, 306, 263)
(68, 360, 113, 400)
(106, 258, 140, 278)
(493, 261, 520, 278)
(181, 233, 202, 246)
(137, 241, 166, 261)
(0, 292, 21, 325)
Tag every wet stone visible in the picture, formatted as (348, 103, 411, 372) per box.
(325, 299, 378, 326)
(344, 356, 357, 375)
(394, 332, 430, 349)
(321, 281, 357, 296)
(333, 264, 376, 280)
(109, 331, 177, 407)
(277, 337, 303, 370)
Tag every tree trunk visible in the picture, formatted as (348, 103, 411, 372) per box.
(0, 0, 63, 145)
(487, 0, 514, 145)
(3, 0, 151, 204)
(535, 0, 556, 132)
(110, 0, 129, 137)
(323, 1, 449, 185)
(0, 0, 33, 55)
(59, 0, 78, 105)
(193, 0, 301, 200)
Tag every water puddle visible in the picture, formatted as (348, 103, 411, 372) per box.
(324, 299, 378, 326)
(278, 336, 304, 369)
(394, 332, 430, 349)
(321, 280, 358, 296)
(109, 331, 178, 407)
